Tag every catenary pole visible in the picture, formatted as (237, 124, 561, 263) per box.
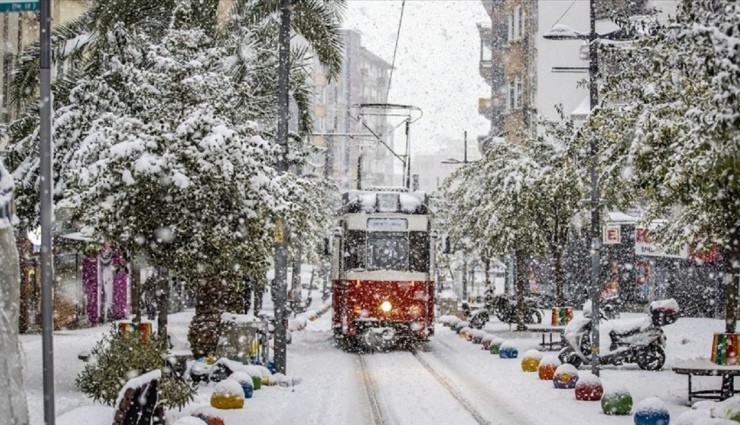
(588, 0, 601, 377)
(273, 0, 291, 374)
(39, 0, 56, 422)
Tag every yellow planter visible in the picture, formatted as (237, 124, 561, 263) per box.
(210, 393, 244, 409)
(521, 357, 540, 372)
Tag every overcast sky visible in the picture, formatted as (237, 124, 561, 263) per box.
(343, 1, 491, 156)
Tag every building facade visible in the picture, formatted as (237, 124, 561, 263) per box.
(477, 0, 672, 146)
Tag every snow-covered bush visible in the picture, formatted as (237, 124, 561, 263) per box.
(75, 326, 195, 409)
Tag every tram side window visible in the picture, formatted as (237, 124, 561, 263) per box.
(343, 230, 366, 270)
(409, 231, 429, 272)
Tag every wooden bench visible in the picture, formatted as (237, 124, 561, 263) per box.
(673, 360, 740, 403)
(524, 324, 566, 351)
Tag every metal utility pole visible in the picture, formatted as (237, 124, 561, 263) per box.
(587, 0, 602, 377)
(463, 131, 468, 164)
(542, 0, 601, 378)
(273, 0, 290, 375)
(39, 0, 56, 422)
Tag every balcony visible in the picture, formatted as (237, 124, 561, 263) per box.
(478, 97, 492, 119)
(477, 23, 493, 84)
(479, 59, 493, 84)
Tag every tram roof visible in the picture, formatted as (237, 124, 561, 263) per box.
(339, 189, 429, 214)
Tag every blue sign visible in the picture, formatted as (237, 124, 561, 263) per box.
(0, 1, 39, 12)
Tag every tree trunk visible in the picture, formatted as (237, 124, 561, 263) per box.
(553, 247, 565, 306)
(724, 246, 739, 334)
(188, 274, 243, 358)
(484, 256, 491, 292)
(130, 255, 141, 324)
(157, 270, 170, 339)
(515, 249, 528, 331)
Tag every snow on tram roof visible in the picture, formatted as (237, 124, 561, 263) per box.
(341, 189, 429, 214)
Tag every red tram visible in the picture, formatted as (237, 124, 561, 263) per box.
(331, 189, 436, 348)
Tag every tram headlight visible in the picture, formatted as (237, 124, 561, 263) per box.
(380, 301, 392, 313)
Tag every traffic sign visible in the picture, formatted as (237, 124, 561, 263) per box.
(0, 0, 39, 13)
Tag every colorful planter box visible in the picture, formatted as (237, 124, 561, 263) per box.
(601, 389, 632, 415)
(551, 307, 573, 326)
(499, 344, 518, 359)
(574, 373, 603, 401)
(521, 350, 543, 372)
(633, 397, 669, 425)
(553, 364, 579, 389)
(711, 333, 739, 365)
(538, 355, 561, 380)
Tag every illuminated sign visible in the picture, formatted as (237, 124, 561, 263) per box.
(367, 218, 408, 231)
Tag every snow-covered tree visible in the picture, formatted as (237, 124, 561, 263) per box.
(442, 138, 551, 329)
(594, 0, 739, 332)
(7, 6, 335, 354)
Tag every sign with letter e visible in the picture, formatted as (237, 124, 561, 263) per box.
(603, 225, 621, 245)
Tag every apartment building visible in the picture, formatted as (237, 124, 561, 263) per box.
(0, 1, 88, 129)
(478, 0, 675, 147)
(309, 29, 396, 191)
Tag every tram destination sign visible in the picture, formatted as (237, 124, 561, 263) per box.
(0, 0, 38, 12)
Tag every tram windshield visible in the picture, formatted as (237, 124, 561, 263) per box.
(368, 232, 409, 270)
(342, 230, 429, 272)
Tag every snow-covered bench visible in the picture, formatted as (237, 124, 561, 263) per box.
(524, 324, 566, 351)
(673, 359, 740, 403)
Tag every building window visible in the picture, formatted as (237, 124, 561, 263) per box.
(508, 13, 514, 43)
(516, 76, 523, 109)
(509, 80, 516, 110)
(516, 6, 525, 39)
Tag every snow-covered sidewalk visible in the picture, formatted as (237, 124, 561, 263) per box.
(20, 304, 739, 424)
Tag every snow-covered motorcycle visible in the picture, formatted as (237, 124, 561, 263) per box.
(558, 299, 679, 371)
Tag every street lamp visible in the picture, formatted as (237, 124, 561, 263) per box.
(543, 0, 602, 376)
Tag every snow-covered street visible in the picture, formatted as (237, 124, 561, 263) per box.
(21, 297, 736, 425)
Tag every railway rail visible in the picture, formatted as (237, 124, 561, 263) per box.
(357, 350, 491, 425)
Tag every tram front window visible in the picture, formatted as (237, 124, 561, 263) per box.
(368, 233, 409, 270)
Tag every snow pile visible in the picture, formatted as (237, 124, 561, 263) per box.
(540, 355, 561, 366)
(675, 397, 740, 424)
(522, 350, 543, 360)
(438, 290, 458, 300)
(228, 371, 253, 385)
(602, 384, 630, 396)
(114, 369, 161, 407)
(635, 397, 668, 414)
(651, 299, 680, 312)
(554, 364, 579, 376)
(576, 372, 601, 386)
(214, 379, 244, 397)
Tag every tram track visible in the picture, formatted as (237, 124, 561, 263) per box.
(410, 349, 491, 425)
(358, 353, 390, 425)
(357, 348, 490, 425)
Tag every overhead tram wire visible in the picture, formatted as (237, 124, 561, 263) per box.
(387, 0, 406, 99)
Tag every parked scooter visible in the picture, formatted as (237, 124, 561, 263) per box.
(558, 299, 679, 371)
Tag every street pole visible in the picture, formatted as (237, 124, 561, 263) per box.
(39, 0, 56, 422)
(587, 0, 601, 377)
(273, 0, 291, 375)
(463, 131, 467, 164)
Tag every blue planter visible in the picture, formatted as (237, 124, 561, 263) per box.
(634, 410, 670, 425)
(499, 346, 518, 359)
(239, 381, 254, 399)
